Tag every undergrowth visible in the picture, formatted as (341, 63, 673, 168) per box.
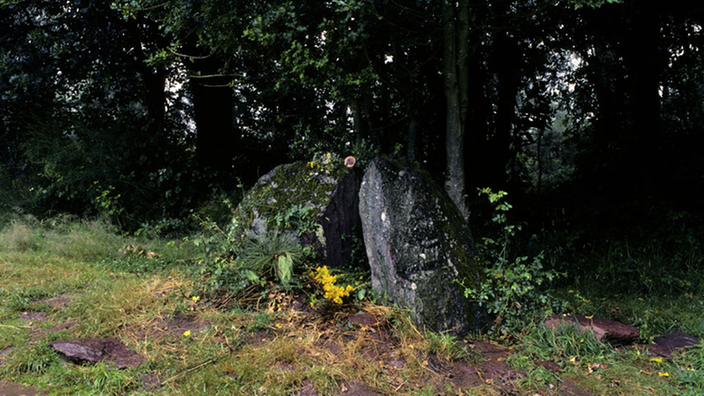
(2, 212, 704, 395)
(459, 189, 565, 336)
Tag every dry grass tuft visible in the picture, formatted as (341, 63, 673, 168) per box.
(1, 220, 40, 252)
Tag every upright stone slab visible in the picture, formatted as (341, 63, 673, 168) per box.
(234, 159, 363, 268)
(359, 157, 488, 334)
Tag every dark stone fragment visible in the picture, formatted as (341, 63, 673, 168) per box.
(559, 378, 596, 396)
(536, 360, 561, 372)
(653, 331, 700, 355)
(544, 314, 639, 345)
(348, 313, 377, 325)
(19, 312, 45, 321)
(48, 338, 143, 369)
(481, 362, 525, 382)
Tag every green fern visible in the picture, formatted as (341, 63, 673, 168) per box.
(238, 230, 302, 291)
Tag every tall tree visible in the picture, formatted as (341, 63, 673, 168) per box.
(443, 0, 470, 219)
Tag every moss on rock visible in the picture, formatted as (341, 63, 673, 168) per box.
(233, 155, 363, 268)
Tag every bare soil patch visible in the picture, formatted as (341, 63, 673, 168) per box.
(130, 312, 209, 340)
(18, 311, 45, 321)
(0, 381, 43, 396)
(43, 294, 71, 310)
(0, 347, 12, 366)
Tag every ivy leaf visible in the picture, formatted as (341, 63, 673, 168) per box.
(277, 253, 293, 290)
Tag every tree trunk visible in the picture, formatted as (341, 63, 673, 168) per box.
(350, 99, 363, 140)
(625, 1, 662, 191)
(492, 31, 521, 190)
(141, 68, 167, 138)
(457, 0, 470, 129)
(443, 0, 469, 220)
(183, 47, 237, 181)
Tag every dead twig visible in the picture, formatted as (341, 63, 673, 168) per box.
(159, 356, 222, 386)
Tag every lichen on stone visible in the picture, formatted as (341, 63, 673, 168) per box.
(232, 154, 363, 268)
(233, 161, 347, 235)
(359, 157, 489, 334)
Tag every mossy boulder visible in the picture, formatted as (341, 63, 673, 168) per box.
(359, 157, 489, 334)
(233, 158, 363, 268)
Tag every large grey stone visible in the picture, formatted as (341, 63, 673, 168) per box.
(359, 157, 488, 334)
(234, 159, 363, 268)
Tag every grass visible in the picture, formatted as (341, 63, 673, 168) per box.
(1, 218, 703, 395)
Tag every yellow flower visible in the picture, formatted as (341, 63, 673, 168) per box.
(313, 266, 354, 304)
(191, 296, 200, 302)
(650, 358, 663, 363)
(183, 330, 191, 337)
(658, 372, 669, 377)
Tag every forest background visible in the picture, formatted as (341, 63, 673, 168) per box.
(2, 0, 703, 279)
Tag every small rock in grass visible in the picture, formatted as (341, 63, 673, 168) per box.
(651, 331, 700, 356)
(49, 338, 143, 368)
(544, 314, 639, 346)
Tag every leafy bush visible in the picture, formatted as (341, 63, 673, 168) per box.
(459, 188, 565, 335)
(191, 213, 309, 295)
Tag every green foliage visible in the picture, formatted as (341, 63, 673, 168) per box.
(93, 182, 124, 223)
(237, 230, 303, 291)
(43, 219, 124, 263)
(0, 170, 25, 224)
(190, 206, 308, 294)
(518, 322, 611, 362)
(425, 331, 475, 362)
(272, 204, 318, 237)
(569, 0, 622, 9)
(0, 218, 41, 252)
(306, 152, 342, 179)
(581, 240, 702, 296)
(2, 220, 703, 395)
(82, 363, 137, 394)
(459, 189, 564, 335)
(673, 343, 704, 392)
(1, 343, 58, 375)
